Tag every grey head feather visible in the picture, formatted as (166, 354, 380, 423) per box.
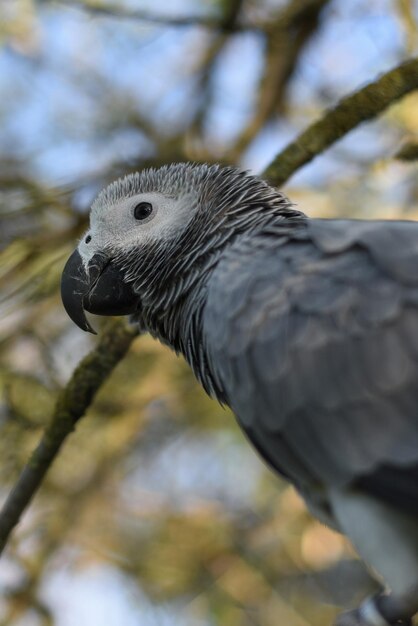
(106, 163, 304, 314)
(93, 163, 220, 214)
(93, 162, 300, 227)
(94, 162, 305, 397)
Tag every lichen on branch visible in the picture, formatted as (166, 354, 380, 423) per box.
(263, 57, 418, 187)
(0, 319, 138, 556)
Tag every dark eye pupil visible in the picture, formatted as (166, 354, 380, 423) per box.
(134, 202, 153, 220)
(85, 235, 91, 244)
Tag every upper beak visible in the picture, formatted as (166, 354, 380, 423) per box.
(61, 249, 137, 334)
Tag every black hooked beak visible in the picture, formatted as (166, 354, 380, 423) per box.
(61, 249, 137, 334)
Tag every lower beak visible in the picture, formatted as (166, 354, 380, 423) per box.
(61, 249, 137, 334)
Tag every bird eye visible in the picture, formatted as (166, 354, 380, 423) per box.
(134, 202, 153, 221)
(85, 235, 91, 244)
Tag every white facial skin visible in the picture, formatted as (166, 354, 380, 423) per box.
(78, 191, 195, 266)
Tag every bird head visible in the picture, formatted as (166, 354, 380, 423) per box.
(61, 163, 292, 334)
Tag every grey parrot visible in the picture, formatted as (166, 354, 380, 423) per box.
(61, 163, 418, 626)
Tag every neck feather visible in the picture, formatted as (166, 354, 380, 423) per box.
(128, 193, 305, 398)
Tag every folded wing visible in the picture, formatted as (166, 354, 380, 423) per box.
(204, 218, 418, 514)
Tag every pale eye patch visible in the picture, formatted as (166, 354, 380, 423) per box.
(89, 191, 196, 247)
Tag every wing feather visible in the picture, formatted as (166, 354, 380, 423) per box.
(204, 219, 418, 511)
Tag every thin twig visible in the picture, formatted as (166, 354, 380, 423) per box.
(0, 319, 138, 556)
(187, 0, 246, 140)
(47, 0, 259, 31)
(263, 57, 418, 187)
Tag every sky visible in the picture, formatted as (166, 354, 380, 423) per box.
(0, 0, 411, 190)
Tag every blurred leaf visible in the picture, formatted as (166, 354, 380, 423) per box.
(4, 372, 56, 426)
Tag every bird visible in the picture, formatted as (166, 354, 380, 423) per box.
(61, 162, 418, 626)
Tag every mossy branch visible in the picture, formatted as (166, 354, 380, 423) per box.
(0, 319, 138, 556)
(263, 57, 418, 187)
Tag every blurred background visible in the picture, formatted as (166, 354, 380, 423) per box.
(0, 0, 417, 624)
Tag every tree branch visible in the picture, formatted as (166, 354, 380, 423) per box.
(262, 57, 418, 187)
(395, 140, 418, 161)
(228, 0, 332, 162)
(0, 319, 138, 556)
